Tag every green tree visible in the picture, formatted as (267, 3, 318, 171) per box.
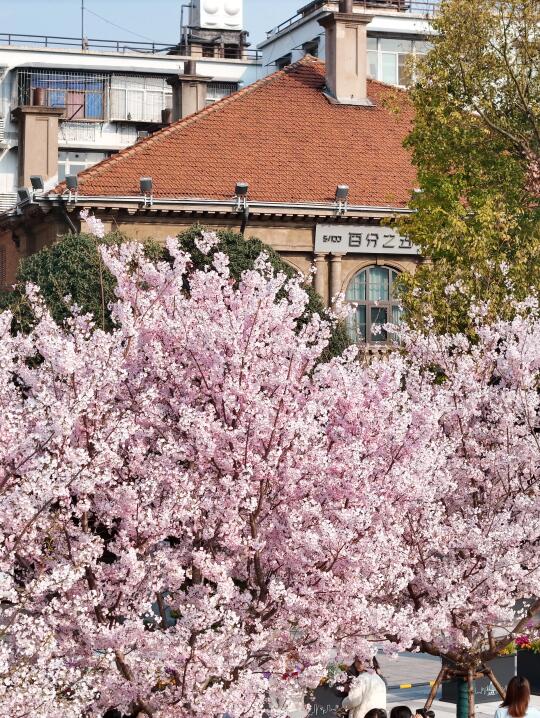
(1, 226, 349, 357)
(398, 0, 540, 335)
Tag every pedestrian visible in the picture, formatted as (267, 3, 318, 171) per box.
(390, 706, 413, 718)
(365, 710, 387, 718)
(341, 657, 387, 718)
(495, 676, 540, 718)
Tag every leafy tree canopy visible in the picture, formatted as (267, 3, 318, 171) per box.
(398, 0, 540, 335)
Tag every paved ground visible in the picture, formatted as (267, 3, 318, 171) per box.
(387, 695, 540, 718)
(379, 652, 540, 718)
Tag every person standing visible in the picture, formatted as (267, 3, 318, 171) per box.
(495, 677, 540, 718)
(341, 657, 387, 718)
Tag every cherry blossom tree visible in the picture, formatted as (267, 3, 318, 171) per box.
(0, 226, 435, 717)
(1, 218, 539, 718)
(373, 312, 540, 716)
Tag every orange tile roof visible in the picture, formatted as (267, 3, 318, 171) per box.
(63, 57, 416, 208)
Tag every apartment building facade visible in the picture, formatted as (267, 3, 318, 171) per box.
(0, 0, 260, 213)
(259, 0, 437, 83)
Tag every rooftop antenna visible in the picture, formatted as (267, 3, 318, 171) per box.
(81, 0, 86, 50)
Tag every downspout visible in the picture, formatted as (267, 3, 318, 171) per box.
(57, 198, 77, 234)
(240, 205, 249, 236)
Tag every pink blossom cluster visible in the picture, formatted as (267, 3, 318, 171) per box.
(80, 208, 106, 239)
(0, 229, 539, 716)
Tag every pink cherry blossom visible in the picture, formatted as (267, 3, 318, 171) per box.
(0, 226, 538, 717)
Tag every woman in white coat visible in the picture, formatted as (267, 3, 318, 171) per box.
(341, 658, 387, 718)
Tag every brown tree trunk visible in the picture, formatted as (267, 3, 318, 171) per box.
(468, 668, 476, 718)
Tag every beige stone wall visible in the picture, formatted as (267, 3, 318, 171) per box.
(6, 210, 421, 308)
(0, 229, 20, 289)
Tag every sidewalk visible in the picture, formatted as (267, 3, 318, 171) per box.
(388, 695, 540, 718)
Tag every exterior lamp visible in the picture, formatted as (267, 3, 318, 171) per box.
(234, 181, 249, 211)
(335, 184, 349, 214)
(17, 187, 32, 205)
(140, 177, 153, 207)
(30, 175, 45, 193)
(65, 174, 79, 203)
(66, 175, 78, 191)
(234, 182, 250, 235)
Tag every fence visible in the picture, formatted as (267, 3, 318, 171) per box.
(0, 32, 261, 60)
(268, 0, 439, 37)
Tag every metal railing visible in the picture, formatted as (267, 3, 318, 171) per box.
(267, 0, 439, 37)
(0, 32, 261, 60)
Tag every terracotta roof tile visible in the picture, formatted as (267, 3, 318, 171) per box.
(63, 57, 416, 208)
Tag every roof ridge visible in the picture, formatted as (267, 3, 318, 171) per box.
(52, 55, 323, 193)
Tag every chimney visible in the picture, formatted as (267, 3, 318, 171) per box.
(12, 103, 65, 188)
(167, 61, 213, 121)
(318, 1, 373, 106)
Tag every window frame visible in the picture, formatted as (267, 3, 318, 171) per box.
(346, 265, 402, 345)
(366, 36, 430, 87)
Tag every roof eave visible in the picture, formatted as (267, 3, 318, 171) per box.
(39, 194, 413, 218)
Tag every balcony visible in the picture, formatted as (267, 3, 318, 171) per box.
(267, 0, 439, 38)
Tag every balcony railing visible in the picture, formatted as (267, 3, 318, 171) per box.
(267, 0, 439, 38)
(0, 32, 261, 60)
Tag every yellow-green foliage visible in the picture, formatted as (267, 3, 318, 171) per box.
(398, 0, 540, 335)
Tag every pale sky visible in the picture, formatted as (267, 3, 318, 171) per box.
(1, 0, 299, 46)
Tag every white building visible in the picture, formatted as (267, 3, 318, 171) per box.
(0, 0, 260, 212)
(258, 0, 437, 83)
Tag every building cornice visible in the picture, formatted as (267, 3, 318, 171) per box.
(48, 195, 413, 219)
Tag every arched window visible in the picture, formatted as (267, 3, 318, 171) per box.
(346, 266, 402, 344)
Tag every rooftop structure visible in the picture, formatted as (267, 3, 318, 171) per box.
(259, 0, 437, 84)
(0, 0, 260, 213)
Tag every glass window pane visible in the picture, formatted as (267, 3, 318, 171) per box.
(367, 37, 377, 51)
(381, 54, 397, 85)
(398, 54, 413, 86)
(414, 41, 432, 55)
(347, 305, 367, 343)
(57, 164, 66, 182)
(370, 307, 388, 343)
(368, 51, 378, 79)
(346, 270, 366, 301)
(380, 38, 412, 53)
(368, 267, 389, 301)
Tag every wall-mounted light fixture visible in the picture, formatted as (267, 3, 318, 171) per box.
(140, 177, 153, 207)
(30, 175, 45, 194)
(234, 181, 249, 211)
(17, 187, 32, 205)
(65, 174, 79, 203)
(335, 184, 349, 214)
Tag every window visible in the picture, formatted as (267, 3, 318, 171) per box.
(206, 82, 239, 105)
(275, 54, 292, 70)
(57, 151, 108, 182)
(346, 266, 402, 344)
(366, 37, 431, 86)
(109, 75, 172, 123)
(17, 70, 107, 121)
(303, 38, 320, 58)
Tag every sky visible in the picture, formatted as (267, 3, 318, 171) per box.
(0, 0, 299, 47)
